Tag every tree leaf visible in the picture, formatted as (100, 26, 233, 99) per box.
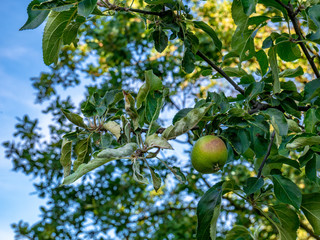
(272, 174, 302, 210)
(196, 183, 223, 240)
(62, 16, 85, 44)
(132, 159, 149, 184)
(264, 108, 288, 136)
(20, 0, 49, 31)
(97, 142, 137, 158)
(279, 66, 304, 78)
(74, 137, 91, 171)
(146, 165, 161, 192)
(301, 193, 320, 235)
(33, 0, 75, 12)
(172, 108, 193, 124)
(162, 104, 211, 140)
(286, 135, 320, 150)
(78, 0, 97, 17)
(307, 5, 320, 40)
(103, 121, 121, 140)
(304, 108, 320, 134)
(305, 155, 318, 183)
(268, 46, 280, 94)
(61, 143, 138, 185)
(193, 21, 222, 50)
(256, 49, 268, 76)
(136, 70, 163, 109)
(241, 0, 256, 16)
(60, 138, 72, 177)
(182, 48, 196, 74)
(144, 0, 174, 4)
(145, 134, 173, 150)
(270, 204, 300, 240)
(42, 8, 77, 65)
(243, 177, 264, 195)
(61, 109, 87, 128)
(276, 38, 301, 62)
(268, 155, 300, 170)
(303, 78, 320, 103)
(225, 225, 253, 240)
(153, 29, 168, 53)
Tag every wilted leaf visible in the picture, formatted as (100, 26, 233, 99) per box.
(61, 143, 138, 185)
(145, 134, 173, 150)
(162, 105, 211, 140)
(60, 138, 72, 177)
(103, 121, 121, 140)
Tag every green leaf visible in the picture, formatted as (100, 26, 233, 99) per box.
(62, 16, 85, 45)
(146, 165, 161, 192)
(305, 156, 318, 182)
(303, 78, 320, 102)
(42, 8, 77, 65)
(304, 108, 320, 133)
(225, 225, 253, 240)
(256, 49, 268, 76)
(241, 0, 256, 16)
(153, 29, 168, 53)
(196, 183, 223, 240)
(264, 108, 288, 136)
(268, 46, 280, 94)
(62, 143, 138, 185)
(243, 177, 264, 195)
(20, 0, 49, 31)
(145, 134, 173, 150)
(272, 174, 302, 209)
(307, 5, 320, 40)
(61, 109, 87, 128)
(268, 155, 300, 170)
(78, 0, 97, 17)
(182, 48, 196, 74)
(172, 108, 193, 124)
(60, 138, 72, 177)
(193, 21, 222, 50)
(276, 38, 301, 62)
(245, 81, 265, 102)
(301, 193, 320, 235)
(144, 0, 174, 4)
(287, 119, 301, 133)
(162, 104, 211, 140)
(270, 204, 300, 240)
(33, 0, 75, 12)
(136, 70, 162, 109)
(74, 137, 91, 171)
(279, 66, 304, 78)
(103, 121, 121, 140)
(286, 135, 320, 150)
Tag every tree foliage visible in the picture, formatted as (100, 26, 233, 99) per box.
(4, 0, 320, 239)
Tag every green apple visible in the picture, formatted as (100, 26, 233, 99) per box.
(191, 135, 228, 174)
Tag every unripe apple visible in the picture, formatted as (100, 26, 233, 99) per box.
(191, 135, 228, 174)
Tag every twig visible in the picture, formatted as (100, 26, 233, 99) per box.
(274, 0, 320, 78)
(257, 131, 276, 178)
(196, 51, 245, 95)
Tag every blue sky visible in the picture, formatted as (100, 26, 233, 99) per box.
(1, 1, 60, 239)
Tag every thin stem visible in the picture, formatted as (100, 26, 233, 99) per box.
(196, 51, 245, 95)
(257, 131, 276, 178)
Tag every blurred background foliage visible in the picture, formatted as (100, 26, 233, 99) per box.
(3, 0, 319, 239)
